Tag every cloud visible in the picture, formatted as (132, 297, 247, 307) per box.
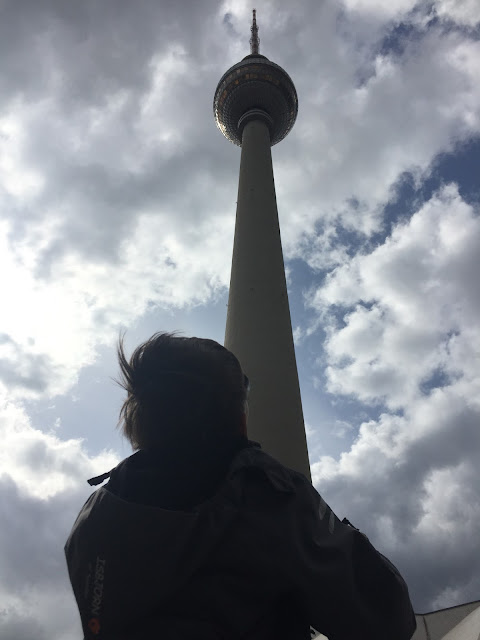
(0, 397, 118, 638)
(340, 0, 416, 19)
(311, 391, 480, 610)
(0, 608, 49, 640)
(0, 1, 245, 404)
(434, 0, 480, 27)
(1, 0, 479, 405)
(309, 185, 480, 609)
(276, 5, 480, 255)
(338, 0, 479, 27)
(0, 396, 117, 500)
(311, 185, 480, 407)
(0, 334, 54, 394)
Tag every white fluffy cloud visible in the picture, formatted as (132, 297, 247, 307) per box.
(309, 185, 480, 609)
(433, 0, 479, 27)
(269, 15, 480, 281)
(311, 388, 480, 609)
(0, 210, 232, 399)
(312, 185, 479, 408)
(0, 89, 234, 398)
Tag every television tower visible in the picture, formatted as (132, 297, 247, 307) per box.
(214, 10, 311, 479)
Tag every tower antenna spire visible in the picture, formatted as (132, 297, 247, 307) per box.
(250, 9, 260, 54)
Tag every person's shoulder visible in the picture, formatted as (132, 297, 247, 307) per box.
(227, 441, 310, 496)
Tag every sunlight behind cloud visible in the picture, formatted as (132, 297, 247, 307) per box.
(0, 112, 45, 199)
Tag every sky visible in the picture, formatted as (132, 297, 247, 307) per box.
(0, 0, 479, 637)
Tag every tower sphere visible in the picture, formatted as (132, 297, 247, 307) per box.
(214, 53, 298, 147)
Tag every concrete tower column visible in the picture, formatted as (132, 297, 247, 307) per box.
(225, 117, 311, 479)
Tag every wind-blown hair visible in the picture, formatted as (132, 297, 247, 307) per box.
(116, 332, 248, 453)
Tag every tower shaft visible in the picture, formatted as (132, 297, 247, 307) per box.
(225, 118, 311, 479)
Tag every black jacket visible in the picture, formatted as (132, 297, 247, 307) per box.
(65, 441, 416, 640)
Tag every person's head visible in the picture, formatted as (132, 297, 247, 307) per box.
(116, 332, 249, 455)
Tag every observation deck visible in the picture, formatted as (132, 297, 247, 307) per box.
(213, 12, 298, 146)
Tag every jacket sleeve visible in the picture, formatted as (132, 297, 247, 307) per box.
(289, 477, 417, 640)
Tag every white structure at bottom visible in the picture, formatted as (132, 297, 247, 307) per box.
(412, 600, 480, 640)
(309, 600, 480, 640)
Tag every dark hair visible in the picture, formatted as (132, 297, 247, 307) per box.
(116, 332, 248, 453)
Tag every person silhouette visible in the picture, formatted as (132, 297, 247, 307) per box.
(65, 332, 416, 640)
